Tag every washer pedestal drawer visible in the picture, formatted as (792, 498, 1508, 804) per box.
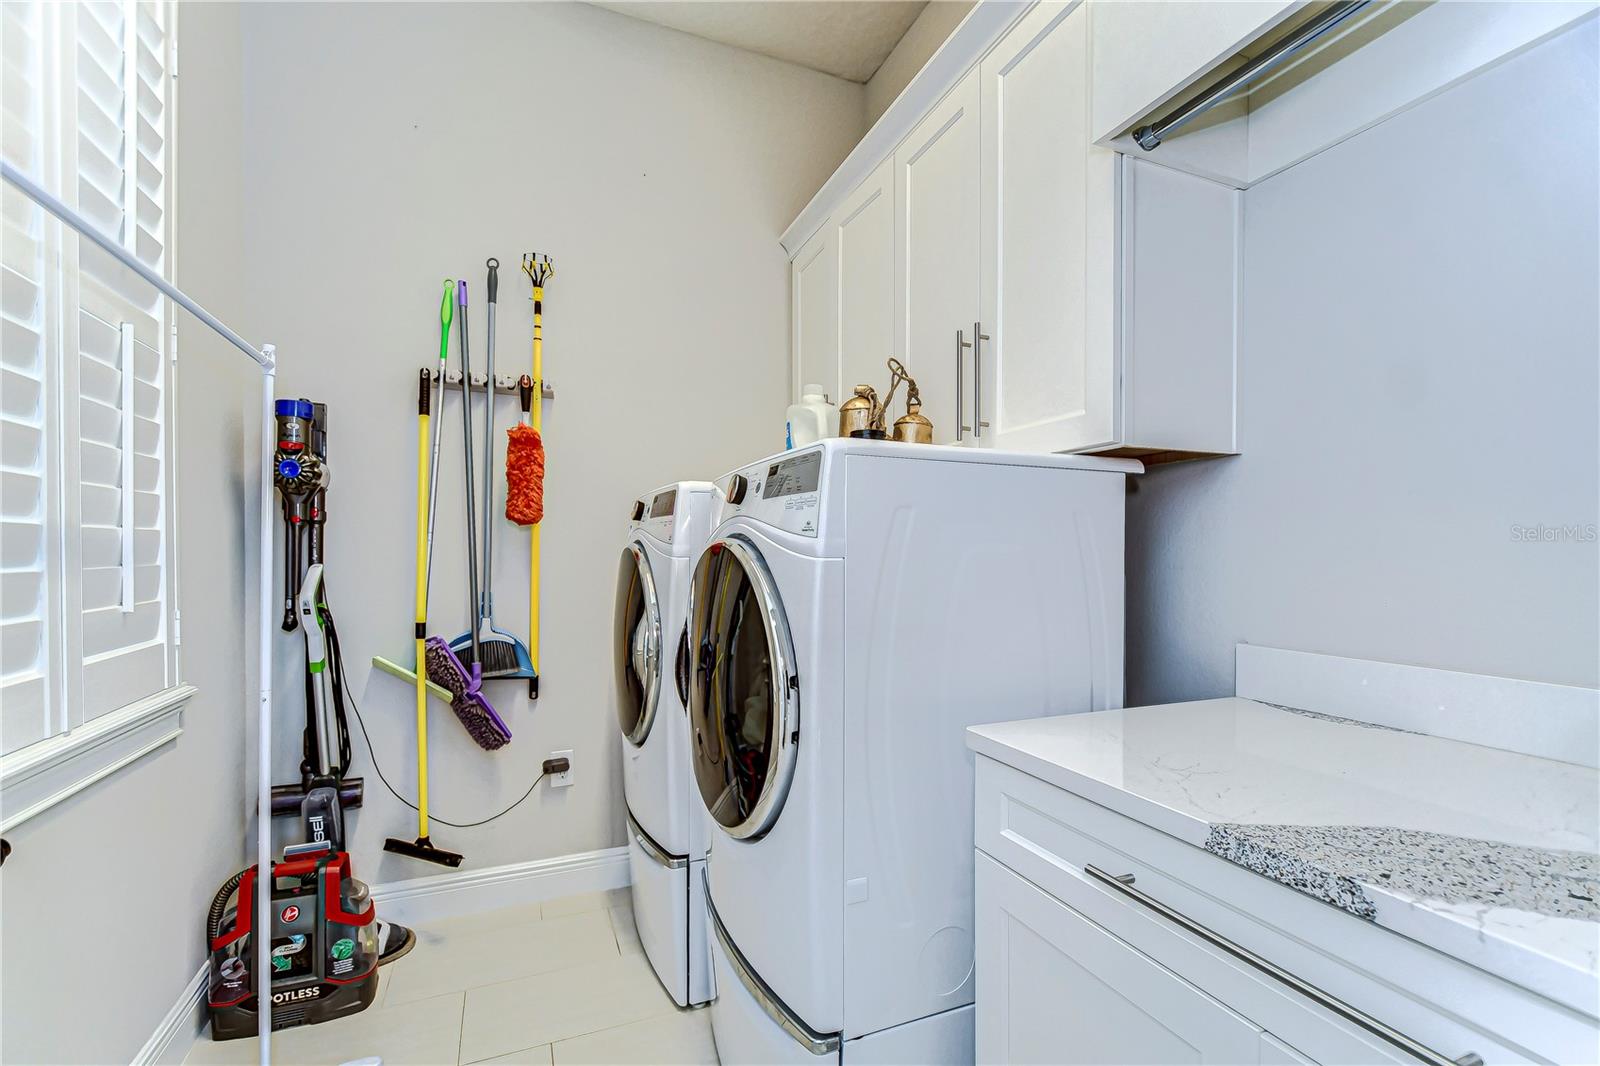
(628, 812, 711, 1007)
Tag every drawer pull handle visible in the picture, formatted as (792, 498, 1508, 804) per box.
(1083, 865, 1483, 1066)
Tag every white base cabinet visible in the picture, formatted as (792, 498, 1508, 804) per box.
(973, 755, 1591, 1066)
(977, 853, 1267, 1064)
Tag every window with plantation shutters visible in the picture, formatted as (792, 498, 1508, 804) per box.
(1, 0, 189, 829)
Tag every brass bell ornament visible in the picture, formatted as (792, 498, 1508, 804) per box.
(893, 395, 933, 444)
(839, 384, 884, 439)
(883, 357, 932, 444)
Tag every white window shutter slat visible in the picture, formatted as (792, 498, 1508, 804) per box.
(71, 0, 171, 721)
(75, 1, 126, 242)
(132, 1, 165, 275)
(0, 0, 57, 756)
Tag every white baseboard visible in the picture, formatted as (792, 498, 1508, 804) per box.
(370, 845, 630, 928)
(134, 963, 208, 1066)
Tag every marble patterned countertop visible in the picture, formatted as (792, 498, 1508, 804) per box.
(966, 697, 1600, 1016)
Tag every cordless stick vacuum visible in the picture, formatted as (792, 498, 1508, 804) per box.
(269, 401, 362, 840)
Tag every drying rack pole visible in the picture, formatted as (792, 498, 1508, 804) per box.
(4, 158, 281, 1065)
(254, 357, 276, 1063)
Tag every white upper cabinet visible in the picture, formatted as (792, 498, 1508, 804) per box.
(979, 0, 1118, 454)
(894, 69, 981, 446)
(790, 0, 1242, 461)
(836, 158, 895, 406)
(974, 0, 1239, 459)
(791, 223, 839, 405)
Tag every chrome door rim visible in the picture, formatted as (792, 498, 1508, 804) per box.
(689, 534, 800, 840)
(618, 541, 663, 747)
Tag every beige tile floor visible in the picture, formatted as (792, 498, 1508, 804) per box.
(185, 888, 720, 1066)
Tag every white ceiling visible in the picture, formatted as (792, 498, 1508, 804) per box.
(592, 1, 930, 83)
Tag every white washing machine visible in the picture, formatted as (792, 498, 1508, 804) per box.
(686, 439, 1137, 1063)
(615, 481, 720, 1007)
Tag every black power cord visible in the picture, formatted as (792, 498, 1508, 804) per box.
(332, 624, 546, 829)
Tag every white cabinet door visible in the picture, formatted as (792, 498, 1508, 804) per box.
(836, 158, 895, 407)
(791, 224, 838, 405)
(895, 69, 980, 445)
(976, 853, 1263, 1065)
(979, 0, 1119, 454)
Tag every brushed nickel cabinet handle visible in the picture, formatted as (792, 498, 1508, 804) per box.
(1083, 865, 1483, 1066)
(974, 322, 990, 438)
(956, 329, 973, 439)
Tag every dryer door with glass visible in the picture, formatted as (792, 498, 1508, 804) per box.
(615, 541, 663, 746)
(688, 536, 799, 841)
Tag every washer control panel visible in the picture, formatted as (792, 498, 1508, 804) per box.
(634, 486, 676, 542)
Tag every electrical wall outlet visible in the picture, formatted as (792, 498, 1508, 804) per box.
(547, 750, 574, 788)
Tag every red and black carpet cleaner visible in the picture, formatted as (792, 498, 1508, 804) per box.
(206, 852, 379, 1039)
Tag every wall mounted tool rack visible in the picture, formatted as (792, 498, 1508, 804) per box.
(424, 366, 556, 399)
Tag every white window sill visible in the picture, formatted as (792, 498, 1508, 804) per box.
(0, 684, 196, 832)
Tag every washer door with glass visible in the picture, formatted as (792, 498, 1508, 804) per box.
(688, 536, 799, 840)
(615, 542, 663, 747)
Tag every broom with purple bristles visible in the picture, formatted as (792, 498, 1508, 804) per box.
(425, 636, 511, 750)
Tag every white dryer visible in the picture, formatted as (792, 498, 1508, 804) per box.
(687, 440, 1138, 1063)
(615, 481, 719, 1007)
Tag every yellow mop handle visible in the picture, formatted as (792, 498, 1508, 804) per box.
(414, 370, 432, 838)
(529, 285, 544, 681)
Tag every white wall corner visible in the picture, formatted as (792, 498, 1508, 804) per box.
(132, 963, 208, 1066)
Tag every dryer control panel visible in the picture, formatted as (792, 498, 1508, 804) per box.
(719, 447, 824, 538)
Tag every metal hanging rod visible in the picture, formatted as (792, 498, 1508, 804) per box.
(1, 159, 273, 369)
(1132, 0, 1374, 151)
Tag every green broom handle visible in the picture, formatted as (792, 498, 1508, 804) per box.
(425, 280, 452, 600)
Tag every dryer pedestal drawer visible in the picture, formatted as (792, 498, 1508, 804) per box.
(974, 756, 1588, 1065)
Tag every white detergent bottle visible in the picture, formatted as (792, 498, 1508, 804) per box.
(786, 385, 834, 448)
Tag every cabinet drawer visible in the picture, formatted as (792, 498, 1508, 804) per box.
(975, 757, 1574, 1064)
(977, 852, 1264, 1064)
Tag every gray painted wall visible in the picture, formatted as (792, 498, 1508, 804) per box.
(237, 2, 865, 879)
(1127, 19, 1600, 706)
(0, 5, 256, 1061)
